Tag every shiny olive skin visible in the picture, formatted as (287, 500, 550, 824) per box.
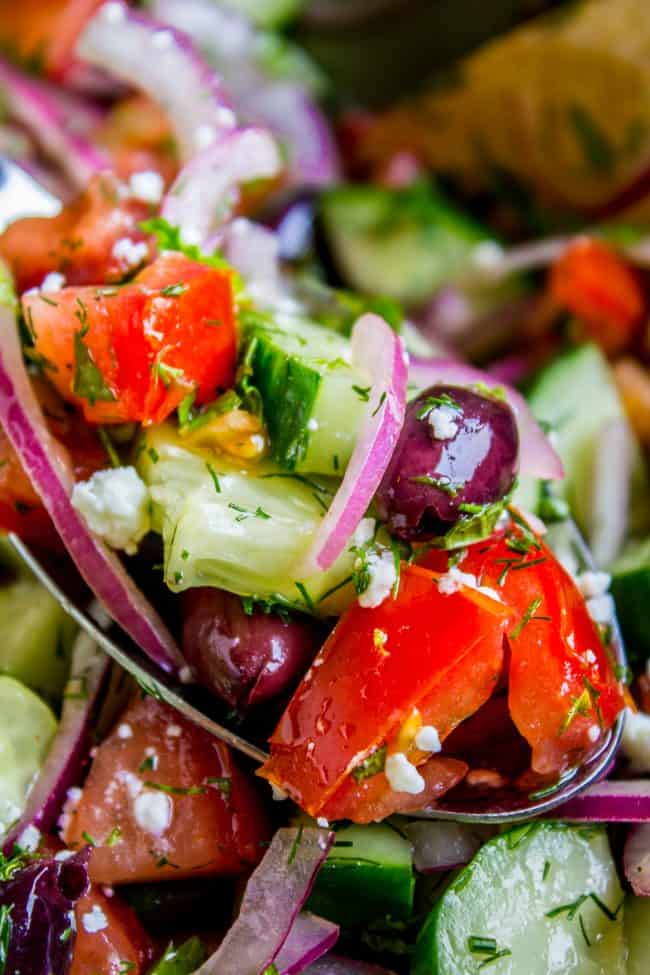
(375, 384, 519, 541)
(182, 588, 319, 709)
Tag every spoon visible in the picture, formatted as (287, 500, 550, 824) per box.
(0, 159, 625, 820)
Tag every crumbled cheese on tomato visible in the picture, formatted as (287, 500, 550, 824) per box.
(72, 467, 151, 555)
(357, 549, 396, 609)
(82, 905, 108, 934)
(117, 723, 133, 740)
(415, 725, 442, 753)
(58, 787, 83, 833)
(385, 753, 425, 794)
(621, 708, 650, 772)
(179, 666, 194, 684)
(437, 567, 501, 603)
(41, 272, 65, 292)
(316, 817, 330, 828)
(586, 594, 614, 626)
(112, 237, 148, 272)
(17, 825, 41, 852)
(129, 170, 164, 205)
(427, 405, 459, 441)
(133, 791, 173, 836)
(576, 571, 611, 600)
(166, 725, 182, 738)
(587, 724, 601, 743)
(270, 783, 288, 802)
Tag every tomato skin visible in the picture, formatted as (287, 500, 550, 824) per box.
(0, 174, 152, 295)
(63, 696, 269, 885)
(0, 0, 103, 78)
(70, 888, 154, 975)
(549, 238, 644, 355)
(24, 252, 237, 425)
(96, 95, 178, 185)
(422, 527, 625, 775)
(259, 564, 509, 817)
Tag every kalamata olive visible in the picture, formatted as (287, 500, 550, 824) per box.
(182, 589, 319, 709)
(375, 384, 518, 540)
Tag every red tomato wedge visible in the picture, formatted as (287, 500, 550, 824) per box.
(422, 523, 625, 775)
(0, 0, 102, 77)
(0, 376, 106, 547)
(63, 696, 269, 884)
(258, 564, 510, 817)
(23, 251, 237, 425)
(0, 174, 152, 295)
(549, 238, 644, 355)
(70, 887, 154, 975)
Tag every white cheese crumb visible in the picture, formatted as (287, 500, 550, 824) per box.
(357, 549, 396, 608)
(166, 725, 182, 738)
(621, 708, 650, 772)
(270, 783, 288, 802)
(54, 850, 75, 862)
(17, 825, 41, 852)
(133, 791, 173, 836)
(427, 405, 459, 441)
(117, 723, 133, 740)
(102, 885, 114, 898)
(586, 594, 615, 626)
(316, 817, 330, 828)
(112, 237, 148, 272)
(576, 571, 611, 600)
(437, 567, 501, 603)
(587, 724, 601, 743)
(129, 170, 164, 205)
(72, 467, 151, 555)
(307, 418, 319, 431)
(117, 770, 143, 800)
(58, 786, 83, 833)
(40, 272, 65, 292)
(82, 904, 108, 934)
(584, 649, 597, 664)
(415, 725, 442, 753)
(385, 753, 425, 795)
(471, 240, 505, 272)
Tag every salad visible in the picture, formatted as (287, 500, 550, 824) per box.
(0, 1, 649, 973)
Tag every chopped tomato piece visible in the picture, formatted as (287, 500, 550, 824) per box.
(421, 523, 625, 775)
(70, 887, 154, 975)
(0, 174, 152, 294)
(0, 0, 102, 78)
(549, 238, 644, 354)
(258, 564, 510, 818)
(95, 95, 178, 185)
(0, 377, 106, 547)
(63, 696, 269, 884)
(23, 252, 238, 425)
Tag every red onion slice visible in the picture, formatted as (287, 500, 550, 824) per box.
(305, 957, 397, 975)
(0, 274, 184, 674)
(298, 314, 408, 574)
(275, 912, 340, 975)
(624, 823, 650, 896)
(556, 780, 650, 822)
(76, 2, 237, 162)
(161, 127, 281, 245)
(408, 356, 564, 481)
(403, 821, 493, 873)
(197, 827, 334, 975)
(3, 632, 109, 855)
(0, 58, 106, 189)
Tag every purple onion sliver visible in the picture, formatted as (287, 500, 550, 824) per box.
(0, 291, 184, 673)
(624, 823, 650, 895)
(3, 632, 109, 855)
(275, 912, 340, 975)
(555, 780, 650, 822)
(196, 827, 334, 975)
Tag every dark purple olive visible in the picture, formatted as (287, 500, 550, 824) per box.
(182, 589, 319, 709)
(375, 384, 519, 540)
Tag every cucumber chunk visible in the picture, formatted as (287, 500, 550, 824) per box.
(0, 675, 57, 835)
(610, 538, 650, 663)
(307, 823, 414, 926)
(0, 540, 76, 701)
(624, 894, 650, 975)
(245, 313, 369, 474)
(413, 823, 625, 975)
(138, 425, 358, 615)
(524, 343, 648, 537)
(320, 182, 488, 306)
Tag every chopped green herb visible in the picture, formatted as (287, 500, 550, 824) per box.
(287, 824, 304, 866)
(352, 384, 371, 402)
(98, 427, 121, 469)
(177, 390, 197, 429)
(82, 831, 97, 847)
(227, 502, 270, 522)
(181, 549, 190, 561)
(333, 454, 340, 472)
(144, 781, 206, 797)
(510, 597, 545, 640)
(118, 963, 137, 975)
(0, 850, 29, 883)
(73, 330, 116, 406)
(206, 463, 221, 494)
(410, 474, 463, 496)
(416, 393, 461, 420)
(160, 282, 188, 297)
(372, 391, 387, 416)
(543, 860, 551, 881)
(352, 744, 387, 783)
(207, 776, 232, 798)
(569, 104, 614, 173)
(145, 938, 206, 974)
(154, 360, 187, 389)
(38, 293, 58, 307)
(138, 755, 157, 773)
(105, 825, 123, 847)
(479, 949, 512, 969)
(559, 689, 592, 735)
(294, 581, 315, 613)
(148, 447, 160, 464)
(468, 936, 498, 955)
(0, 907, 11, 975)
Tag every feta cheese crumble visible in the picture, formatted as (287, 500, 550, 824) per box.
(385, 753, 425, 794)
(427, 405, 459, 441)
(166, 725, 182, 738)
(129, 170, 164, 205)
(112, 237, 149, 272)
(576, 571, 611, 600)
(17, 825, 41, 852)
(40, 272, 65, 292)
(82, 905, 108, 934)
(117, 723, 133, 740)
(357, 548, 397, 608)
(72, 466, 151, 555)
(586, 594, 615, 626)
(133, 791, 173, 836)
(270, 783, 288, 802)
(415, 725, 442, 753)
(437, 567, 501, 603)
